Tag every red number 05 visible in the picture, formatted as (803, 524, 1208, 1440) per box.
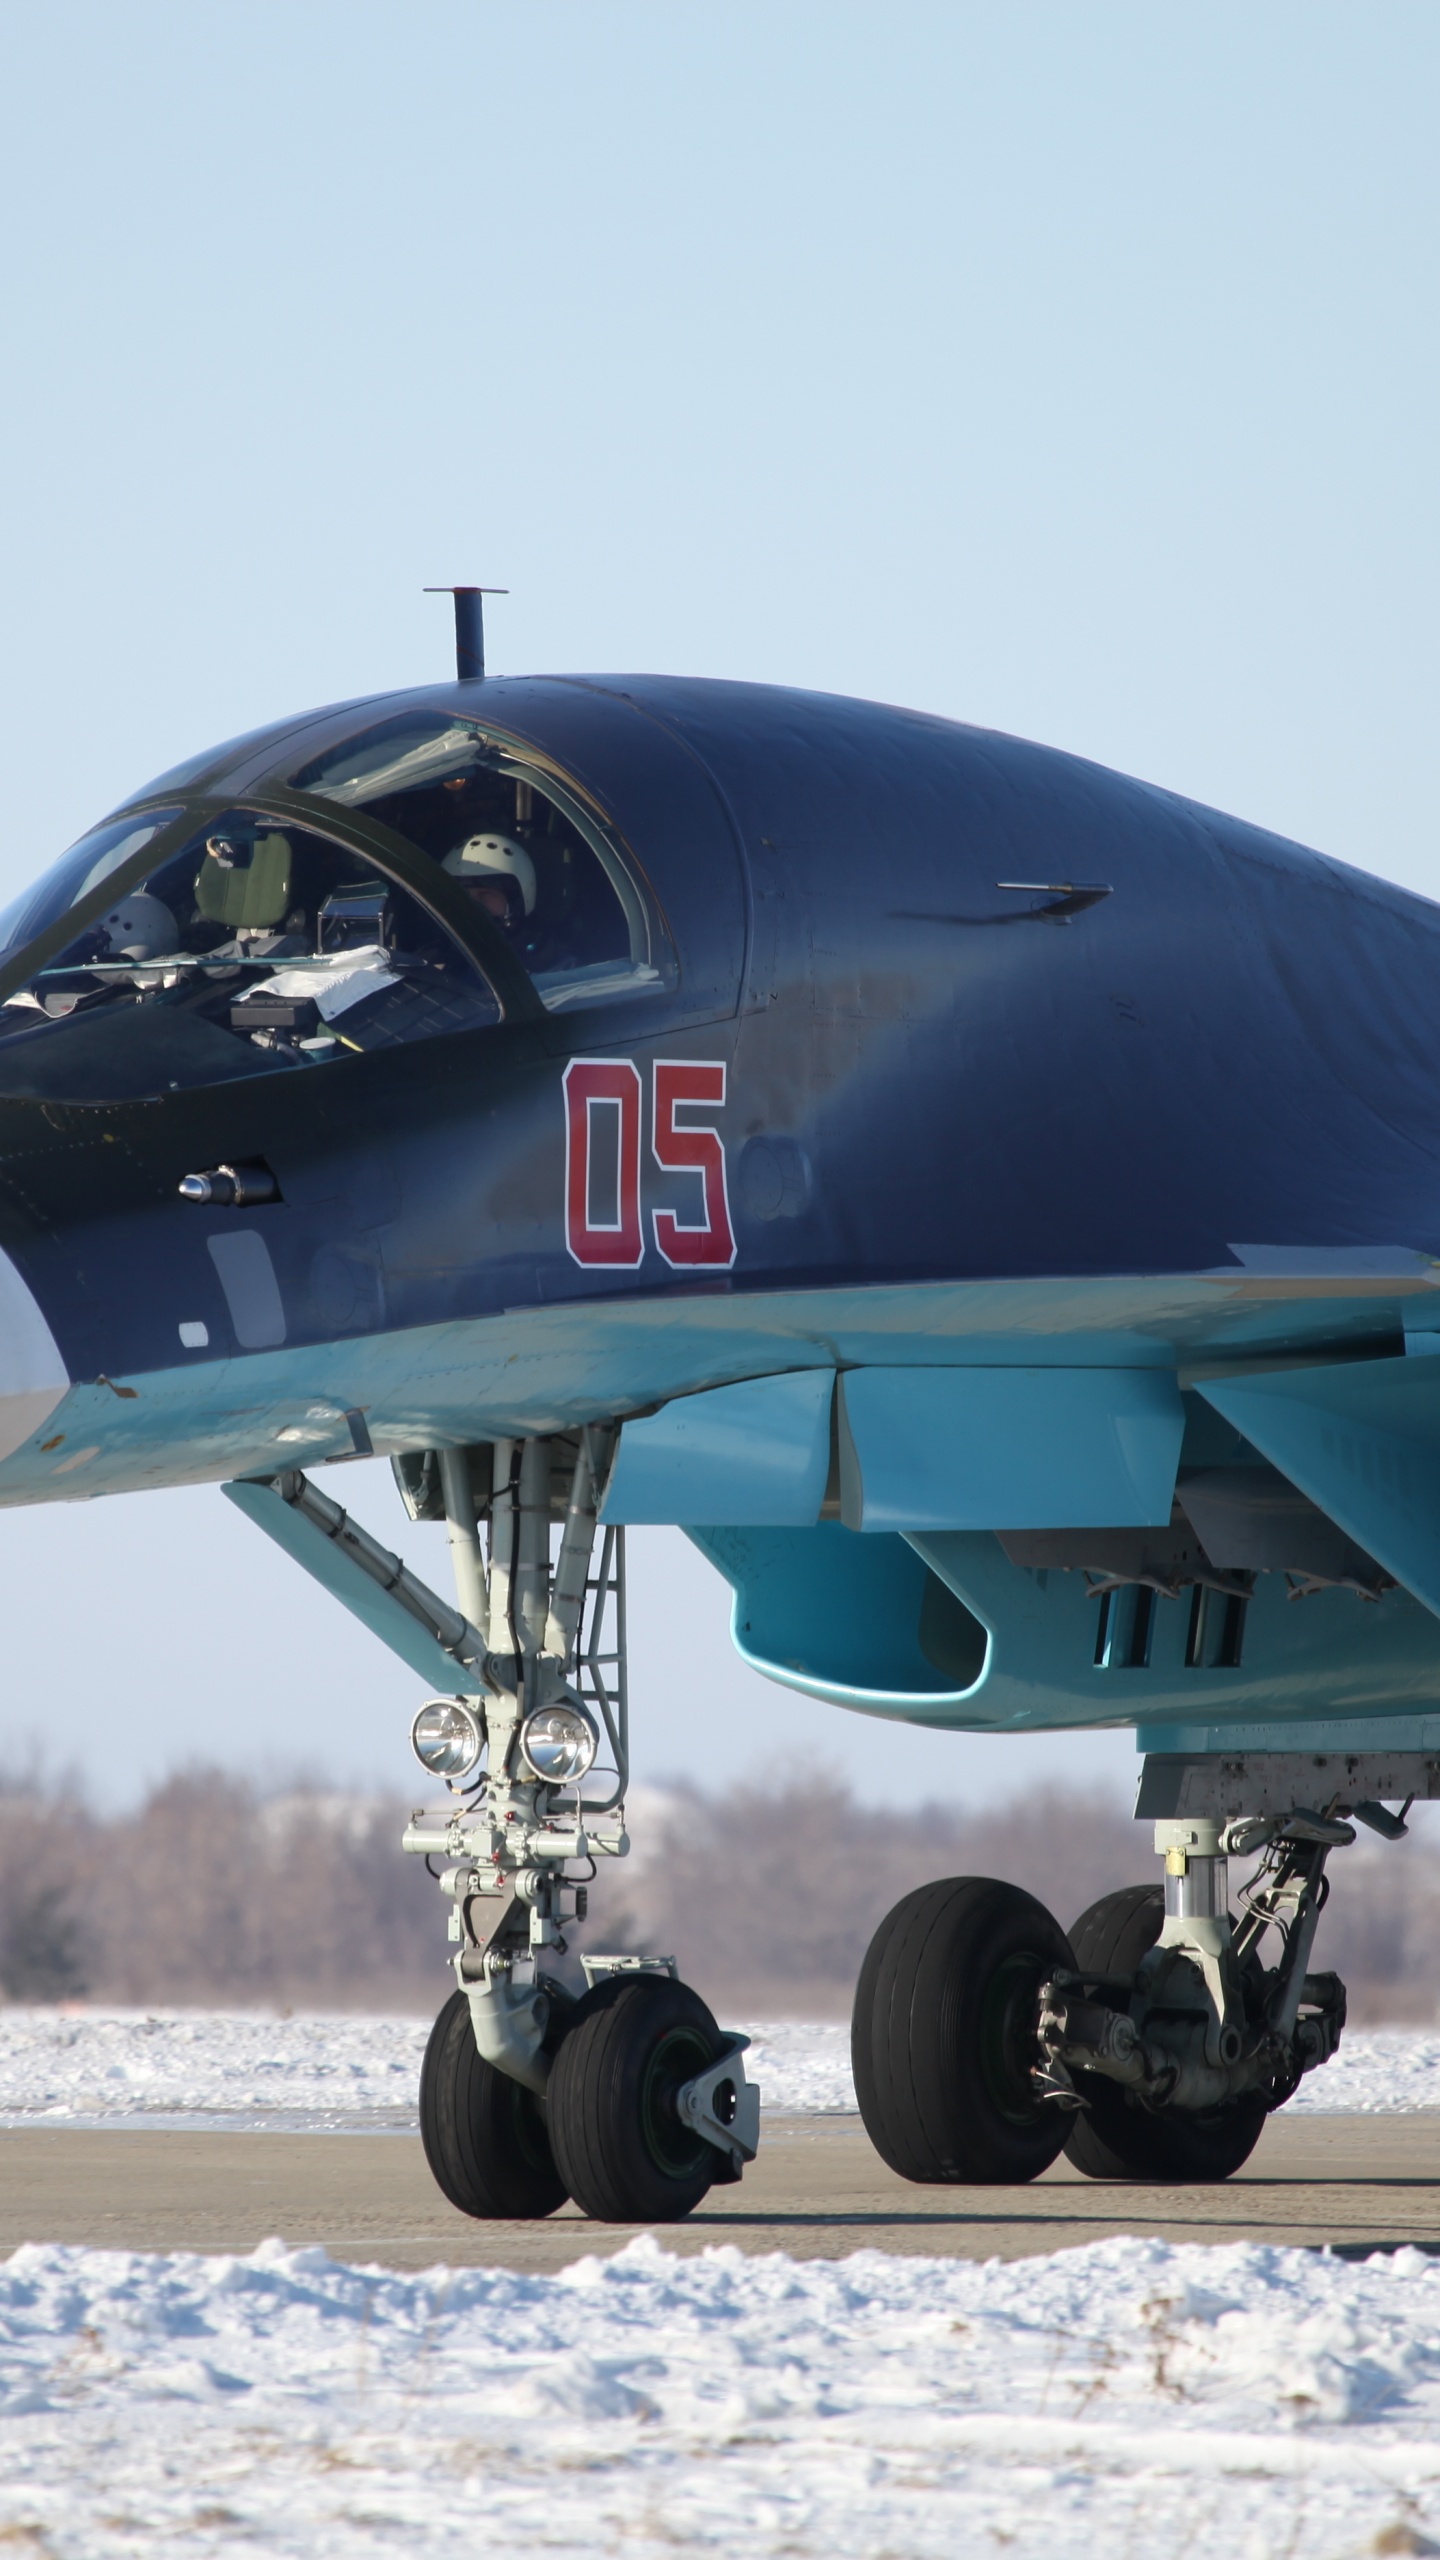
(651, 1060, 736, 1269)
(562, 1058, 734, 1269)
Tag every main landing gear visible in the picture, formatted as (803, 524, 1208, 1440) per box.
(852, 1761, 1422, 2186)
(398, 1431, 759, 2224)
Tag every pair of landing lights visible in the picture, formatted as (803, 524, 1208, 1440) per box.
(410, 1696, 599, 1787)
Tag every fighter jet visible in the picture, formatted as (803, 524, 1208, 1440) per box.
(0, 588, 1433, 2217)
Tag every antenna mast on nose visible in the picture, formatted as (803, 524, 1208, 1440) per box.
(424, 584, 509, 681)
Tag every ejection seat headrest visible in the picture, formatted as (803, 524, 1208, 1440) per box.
(194, 831, 292, 932)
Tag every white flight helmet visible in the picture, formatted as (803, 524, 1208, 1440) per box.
(98, 890, 176, 960)
(444, 832, 537, 917)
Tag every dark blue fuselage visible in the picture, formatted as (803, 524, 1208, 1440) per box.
(0, 673, 1435, 1745)
(3, 674, 1435, 1367)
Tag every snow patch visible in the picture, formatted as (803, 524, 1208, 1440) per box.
(0, 2234, 1438, 2551)
(0, 2009, 1437, 2126)
(0, 2009, 429, 2130)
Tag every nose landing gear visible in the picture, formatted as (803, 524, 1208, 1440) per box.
(398, 1430, 760, 2224)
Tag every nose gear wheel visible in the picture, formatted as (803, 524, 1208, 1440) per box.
(419, 1987, 568, 2219)
(546, 1972, 727, 2222)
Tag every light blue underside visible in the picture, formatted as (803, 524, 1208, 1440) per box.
(838, 1366, 1185, 1530)
(4, 1267, 1436, 1512)
(1197, 1356, 1440, 1619)
(605, 1362, 1186, 1533)
(912, 1530, 1440, 1733)
(601, 1370, 832, 1525)
(686, 1523, 984, 1723)
(13, 1273, 1440, 1749)
(689, 1518, 1440, 1735)
(1135, 1716, 1440, 1755)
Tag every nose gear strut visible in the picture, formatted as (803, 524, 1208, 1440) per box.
(398, 1427, 760, 2222)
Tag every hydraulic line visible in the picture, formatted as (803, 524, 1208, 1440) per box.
(267, 1469, 488, 1677)
(487, 1437, 518, 1665)
(514, 1437, 552, 1668)
(437, 1445, 488, 1633)
(544, 1427, 608, 1669)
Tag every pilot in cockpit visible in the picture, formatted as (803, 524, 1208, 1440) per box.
(94, 890, 177, 962)
(443, 832, 535, 932)
(442, 827, 628, 985)
(442, 832, 572, 975)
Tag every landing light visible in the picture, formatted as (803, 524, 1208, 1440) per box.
(410, 1697, 484, 1781)
(519, 1703, 598, 1785)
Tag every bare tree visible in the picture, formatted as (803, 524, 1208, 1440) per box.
(596, 1773, 1148, 2016)
(0, 1778, 91, 1999)
(0, 1762, 1426, 2021)
(49, 1770, 442, 2010)
(596, 1776, 1440, 2023)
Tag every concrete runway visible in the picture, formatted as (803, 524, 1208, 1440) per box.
(2, 2113, 1439, 2268)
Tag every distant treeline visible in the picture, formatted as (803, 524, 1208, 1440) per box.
(0, 1766, 1429, 2023)
(610, 1778, 1440, 2025)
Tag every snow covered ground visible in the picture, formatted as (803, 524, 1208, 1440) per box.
(0, 2010, 430, 2132)
(0, 2007, 1439, 2126)
(2, 2017, 1440, 2549)
(0, 2231, 1438, 2553)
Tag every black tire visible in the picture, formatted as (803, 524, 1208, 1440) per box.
(1062, 1884, 1266, 2182)
(419, 1988, 568, 2219)
(851, 1876, 1074, 2184)
(546, 1973, 725, 2222)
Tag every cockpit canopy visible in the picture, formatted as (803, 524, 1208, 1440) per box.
(0, 708, 667, 1094)
(288, 711, 655, 1004)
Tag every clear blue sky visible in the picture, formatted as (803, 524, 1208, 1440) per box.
(0, 2, 1435, 1807)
